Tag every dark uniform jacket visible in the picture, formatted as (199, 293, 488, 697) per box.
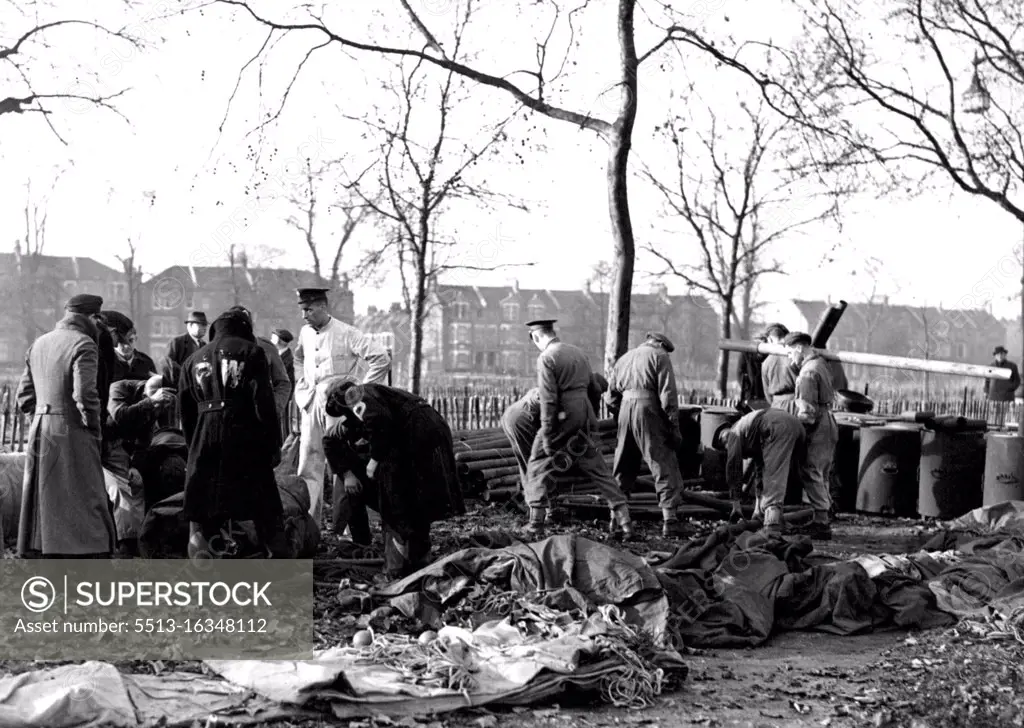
(322, 382, 464, 535)
(166, 333, 204, 368)
(112, 350, 157, 383)
(985, 360, 1021, 402)
(739, 353, 766, 402)
(105, 379, 162, 479)
(178, 312, 282, 525)
(536, 339, 599, 453)
(794, 355, 835, 426)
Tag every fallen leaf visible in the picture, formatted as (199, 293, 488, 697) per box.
(474, 717, 498, 728)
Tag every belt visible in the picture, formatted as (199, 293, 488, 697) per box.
(622, 390, 656, 400)
(199, 400, 227, 413)
(34, 404, 65, 415)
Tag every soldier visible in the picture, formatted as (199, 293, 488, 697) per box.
(784, 331, 838, 540)
(722, 405, 806, 536)
(605, 333, 687, 538)
(522, 319, 633, 539)
(16, 293, 116, 557)
(761, 323, 799, 413)
(166, 311, 209, 368)
(293, 287, 392, 523)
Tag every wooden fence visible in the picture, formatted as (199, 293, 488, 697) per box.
(2, 386, 1020, 452)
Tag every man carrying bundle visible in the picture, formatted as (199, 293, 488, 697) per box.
(522, 319, 633, 540)
(605, 332, 686, 538)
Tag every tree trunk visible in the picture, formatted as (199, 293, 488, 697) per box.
(603, 0, 639, 375)
(716, 303, 733, 398)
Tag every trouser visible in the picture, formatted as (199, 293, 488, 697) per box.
(800, 412, 839, 514)
(755, 414, 805, 513)
(524, 427, 627, 509)
(500, 413, 537, 485)
(613, 396, 683, 509)
(332, 475, 373, 545)
(383, 523, 431, 579)
(297, 381, 343, 525)
(103, 468, 144, 543)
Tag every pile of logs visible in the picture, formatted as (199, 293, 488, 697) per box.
(451, 419, 753, 521)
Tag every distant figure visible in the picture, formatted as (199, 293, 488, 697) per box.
(271, 328, 296, 439)
(166, 311, 208, 368)
(985, 346, 1021, 402)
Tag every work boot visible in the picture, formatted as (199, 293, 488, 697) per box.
(661, 508, 687, 539)
(805, 511, 832, 541)
(761, 506, 783, 538)
(523, 507, 547, 539)
(610, 505, 639, 542)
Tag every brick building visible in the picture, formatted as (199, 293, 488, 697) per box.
(137, 263, 353, 361)
(356, 281, 721, 386)
(0, 248, 130, 380)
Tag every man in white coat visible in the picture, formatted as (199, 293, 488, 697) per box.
(294, 287, 392, 523)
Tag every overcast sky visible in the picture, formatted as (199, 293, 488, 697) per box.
(2, 0, 1022, 322)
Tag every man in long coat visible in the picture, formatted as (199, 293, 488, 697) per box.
(293, 287, 391, 525)
(738, 333, 768, 404)
(222, 305, 292, 429)
(16, 294, 116, 557)
(178, 309, 284, 558)
(605, 332, 686, 538)
(166, 311, 208, 368)
(522, 319, 633, 539)
(322, 380, 464, 580)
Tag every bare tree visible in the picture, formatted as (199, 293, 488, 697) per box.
(284, 157, 375, 299)
(0, 0, 148, 143)
(115, 238, 143, 322)
(644, 96, 843, 397)
(586, 261, 615, 357)
(787, 0, 1024, 428)
(210, 0, 764, 374)
(349, 47, 526, 394)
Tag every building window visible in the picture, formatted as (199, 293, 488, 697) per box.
(486, 351, 496, 368)
(449, 323, 471, 344)
(107, 282, 128, 301)
(63, 280, 78, 295)
(184, 292, 195, 310)
(501, 301, 520, 323)
(500, 324, 519, 345)
(502, 350, 522, 373)
(153, 285, 180, 310)
(449, 349, 471, 369)
(955, 342, 967, 359)
(151, 317, 178, 338)
(453, 300, 470, 321)
(527, 301, 545, 321)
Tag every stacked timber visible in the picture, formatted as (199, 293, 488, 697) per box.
(452, 418, 750, 521)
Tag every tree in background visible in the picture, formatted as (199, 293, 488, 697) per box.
(0, 0, 146, 143)
(347, 43, 526, 394)
(284, 156, 376, 306)
(643, 95, 845, 397)
(211, 0, 760, 374)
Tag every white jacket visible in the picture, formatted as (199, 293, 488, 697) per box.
(293, 317, 391, 410)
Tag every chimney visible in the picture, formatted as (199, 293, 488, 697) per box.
(367, 305, 378, 315)
(584, 279, 591, 294)
(390, 302, 402, 313)
(884, 295, 889, 305)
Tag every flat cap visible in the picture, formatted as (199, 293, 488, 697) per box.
(645, 332, 675, 353)
(272, 328, 294, 344)
(297, 287, 329, 305)
(185, 311, 208, 325)
(994, 345, 1008, 355)
(101, 310, 135, 337)
(782, 331, 812, 347)
(525, 319, 557, 331)
(65, 294, 103, 315)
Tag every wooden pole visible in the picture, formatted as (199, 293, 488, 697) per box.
(719, 340, 1012, 380)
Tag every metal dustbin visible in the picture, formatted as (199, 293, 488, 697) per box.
(983, 433, 1024, 506)
(856, 424, 921, 516)
(919, 429, 985, 519)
